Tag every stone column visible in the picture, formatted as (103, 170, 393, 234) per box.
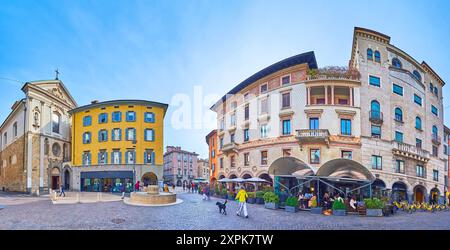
(349, 87, 353, 106)
(39, 136, 44, 193)
(324, 86, 328, 105)
(306, 87, 310, 105)
(331, 86, 335, 105)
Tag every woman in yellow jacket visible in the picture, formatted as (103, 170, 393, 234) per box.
(235, 186, 249, 218)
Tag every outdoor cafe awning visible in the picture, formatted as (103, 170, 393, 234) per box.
(315, 158, 375, 182)
(268, 156, 314, 176)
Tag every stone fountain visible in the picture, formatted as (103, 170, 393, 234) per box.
(126, 185, 179, 206)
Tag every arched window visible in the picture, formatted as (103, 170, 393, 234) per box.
(415, 117, 422, 130)
(13, 122, 17, 137)
(367, 48, 373, 61)
(374, 50, 381, 63)
(392, 58, 402, 68)
(52, 112, 61, 134)
(432, 125, 438, 138)
(413, 70, 422, 82)
(371, 100, 381, 119)
(433, 86, 438, 97)
(429, 83, 434, 92)
(394, 108, 403, 122)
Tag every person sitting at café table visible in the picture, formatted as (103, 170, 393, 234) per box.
(298, 192, 305, 209)
(333, 193, 343, 203)
(349, 195, 358, 211)
(322, 192, 332, 210)
(308, 193, 317, 208)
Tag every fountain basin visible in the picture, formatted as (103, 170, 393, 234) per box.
(129, 191, 177, 205)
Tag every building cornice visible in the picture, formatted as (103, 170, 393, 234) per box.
(69, 99, 169, 117)
(421, 61, 445, 86)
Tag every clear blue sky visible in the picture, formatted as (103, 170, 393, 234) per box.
(1, 0, 450, 158)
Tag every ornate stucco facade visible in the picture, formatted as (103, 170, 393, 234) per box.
(0, 80, 76, 194)
(209, 27, 448, 202)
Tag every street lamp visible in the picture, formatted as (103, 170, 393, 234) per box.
(132, 140, 137, 192)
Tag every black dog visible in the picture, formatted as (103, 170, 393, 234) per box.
(216, 200, 228, 215)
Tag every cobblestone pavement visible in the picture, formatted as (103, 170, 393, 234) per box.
(0, 191, 449, 229)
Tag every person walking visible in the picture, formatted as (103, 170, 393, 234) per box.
(172, 183, 176, 193)
(134, 181, 140, 192)
(59, 184, 65, 197)
(206, 185, 211, 201)
(183, 183, 186, 191)
(235, 186, 249, 218)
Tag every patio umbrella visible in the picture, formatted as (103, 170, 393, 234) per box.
(217, 178, 231, 183)
(245, 177, 269, 183)
(244, 177, 270, 192)
(230, 178, 245, 183)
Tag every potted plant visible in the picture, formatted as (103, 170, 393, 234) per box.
(221, 188, 227, 199)
(364, 198, 384, 217)
(285, 196, 298, 213)
(255, 191, 265, 204)
(332, 199, 347, 216)
(247, 192, 256, 204)
(263, 192, 279, 210)
(309, 197, 323, 214)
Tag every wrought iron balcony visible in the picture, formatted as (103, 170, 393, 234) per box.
(369, 110, 383, 124)
(296, 129, 330, 146)
(432, 134, 441, 145)
(392, 141, 430, 163)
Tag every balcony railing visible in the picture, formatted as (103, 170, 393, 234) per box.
(392, 141, 430, 163)
(432, 134, 441, 145)
(306, 74, 360, 81)
(221, 142, 239, 155)
(296, 129, 330, 146)
(369, 110, 383, 124)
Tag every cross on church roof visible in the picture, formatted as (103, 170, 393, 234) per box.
(55, 68, 60, 80)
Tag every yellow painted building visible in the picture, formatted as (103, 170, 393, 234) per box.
(68, 100, 168, 192)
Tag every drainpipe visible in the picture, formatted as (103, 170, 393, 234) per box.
(23, 100, 27, 193)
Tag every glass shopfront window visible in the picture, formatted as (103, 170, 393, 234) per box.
(80, 171, 133, 192)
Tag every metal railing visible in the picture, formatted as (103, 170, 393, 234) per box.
(369, 110, 383, 123)
(306, 74, 360, 81)
(432, 134, 442, 145)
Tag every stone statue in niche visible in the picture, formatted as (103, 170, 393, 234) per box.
(33, 108, 40, 129)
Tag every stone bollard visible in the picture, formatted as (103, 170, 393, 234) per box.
(97, 192, 100, 202)
(76, 193, 80, 203)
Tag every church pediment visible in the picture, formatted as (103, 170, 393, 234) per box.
(22, 80, 77, 108)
